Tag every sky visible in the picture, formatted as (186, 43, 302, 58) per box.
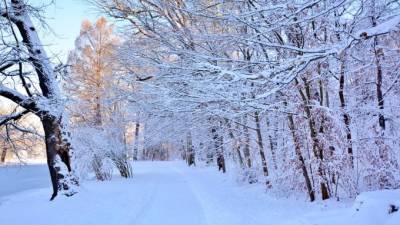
(29, 0, 99, 61)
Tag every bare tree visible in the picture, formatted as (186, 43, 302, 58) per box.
(0, 0, 78, 200)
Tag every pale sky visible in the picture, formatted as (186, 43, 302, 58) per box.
(29, 0, 99, 61)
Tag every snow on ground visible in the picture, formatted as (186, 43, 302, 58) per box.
(0, 164, 49, 198)
(0, 161, 399, 225)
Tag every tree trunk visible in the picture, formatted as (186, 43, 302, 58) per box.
(226, 121, 244, 168)
(373, 34, 388, 161)
(217, 134, 226, 173)
(339, 53, 354, 167)
(254, 111, 269, 176)
(372, 20, 386, 133)
(234, 139, 244, 168)
(296, 78, 330, 200)
(266, 117, 278, 170)
(287, 112, 315, 202)
(242, 115, 252, 168)
(95, 96, 102, 126)
(133, 122, 140, 160)
(212, 126, 226, 173)
(186, 132, 195, 166)
(41, 115, 76, 201)
(0, 146, 7, 163)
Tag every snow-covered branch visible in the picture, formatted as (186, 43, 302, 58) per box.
(0, 110, 29, 126)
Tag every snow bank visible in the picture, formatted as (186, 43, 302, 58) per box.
(350, 190, 400, 225)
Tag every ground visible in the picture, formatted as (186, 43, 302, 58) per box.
(0, 161, 399, 225)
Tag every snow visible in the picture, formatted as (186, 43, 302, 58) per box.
(0, 161, 399, 225)
(350, 190, 400, 225)
(0, 164, 49, 198)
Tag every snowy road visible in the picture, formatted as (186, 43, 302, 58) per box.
(1, 161, 391, 225)
(128, 164, 207, 225)
(0, 161, 311, 225)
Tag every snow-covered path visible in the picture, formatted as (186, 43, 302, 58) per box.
(0, 161, 320, 225)
(126, 163, 207, 225)
(0, 161, 398, 225)
(0, 161, 304, 225)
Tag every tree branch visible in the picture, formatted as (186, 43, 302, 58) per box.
(136, 76, 153, 82)
(0, 110, 29, 126)
(0, 61, 16, 73)
(0, 85, 39, 112)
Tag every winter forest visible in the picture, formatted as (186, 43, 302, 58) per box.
(0, 0, 400, 225)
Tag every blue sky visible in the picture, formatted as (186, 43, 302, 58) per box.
(29, 0, 99, 61)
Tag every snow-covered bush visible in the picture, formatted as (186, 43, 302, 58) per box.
(71, 127, 114, 181)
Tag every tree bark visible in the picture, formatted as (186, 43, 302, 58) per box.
(186, 132, 195, 166)
(266, 117, 278, 170)
(41, 115, 74, 200)
(0, 146, 7, 163)
(95, 96, 102, 126)
(287, 112, 315, 202)
(133, 122, 140, 160)
(217, 134, 226, 173)
(254, 111, 269, 176)
(226, 120, 244, 168)
(296, 78, 330, 200)
(242, 115, 252, 168)
(211, 126, 226, 173)
(372, 17, 386, 134)
(338, 53, 354, 167)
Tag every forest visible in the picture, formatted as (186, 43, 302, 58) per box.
(0, 0, 399, 225)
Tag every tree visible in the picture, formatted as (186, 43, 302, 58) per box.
(0, 0, 77, 200)
(68, 17, 117, 126)
(92, 0, 400, 201)
(67, 17, 132, 179)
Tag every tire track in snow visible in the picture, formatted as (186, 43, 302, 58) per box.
(174, 163, 246, 225)
(171, 165, 212, 225)
(171, 164, 240, 225)
(117, 174, 161, 225)
(128, 179, 160, 225)
(132, 164, 207, 225)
